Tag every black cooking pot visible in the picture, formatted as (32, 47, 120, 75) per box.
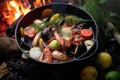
(15, 3, 98, 64)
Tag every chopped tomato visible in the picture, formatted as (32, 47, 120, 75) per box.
(24, 26, 36, 39)
(80, 29, 93, 39)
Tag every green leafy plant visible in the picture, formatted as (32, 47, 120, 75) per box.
(82, 0, 120, 45)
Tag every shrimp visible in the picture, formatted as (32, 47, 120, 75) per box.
(54, 31, 64, 46)
(39, 47, 53, 63)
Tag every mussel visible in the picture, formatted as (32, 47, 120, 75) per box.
(41, 27, 54, 42)
(67, 42, 87, 58)
(21, 35, 32, 50)
(41, 27, 49, 42)
(24, 35, 32, 47)
(84, 40, 94, 50)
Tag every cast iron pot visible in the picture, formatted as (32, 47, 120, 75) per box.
(15, 3, 98, 64)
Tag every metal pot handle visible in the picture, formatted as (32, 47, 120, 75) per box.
(74, 40, 98, 61)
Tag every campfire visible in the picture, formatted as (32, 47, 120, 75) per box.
(0, 0, 53, 35)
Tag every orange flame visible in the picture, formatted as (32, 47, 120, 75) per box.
(33, 0, 53, 8)
(2, 0, 52, 25)
(2, 0, 30, 25)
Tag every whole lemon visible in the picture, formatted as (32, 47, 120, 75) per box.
(80, 66, 98, 80)
(97, 52, 112, 69)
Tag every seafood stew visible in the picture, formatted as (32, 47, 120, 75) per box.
(15, 3, 98, 64)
